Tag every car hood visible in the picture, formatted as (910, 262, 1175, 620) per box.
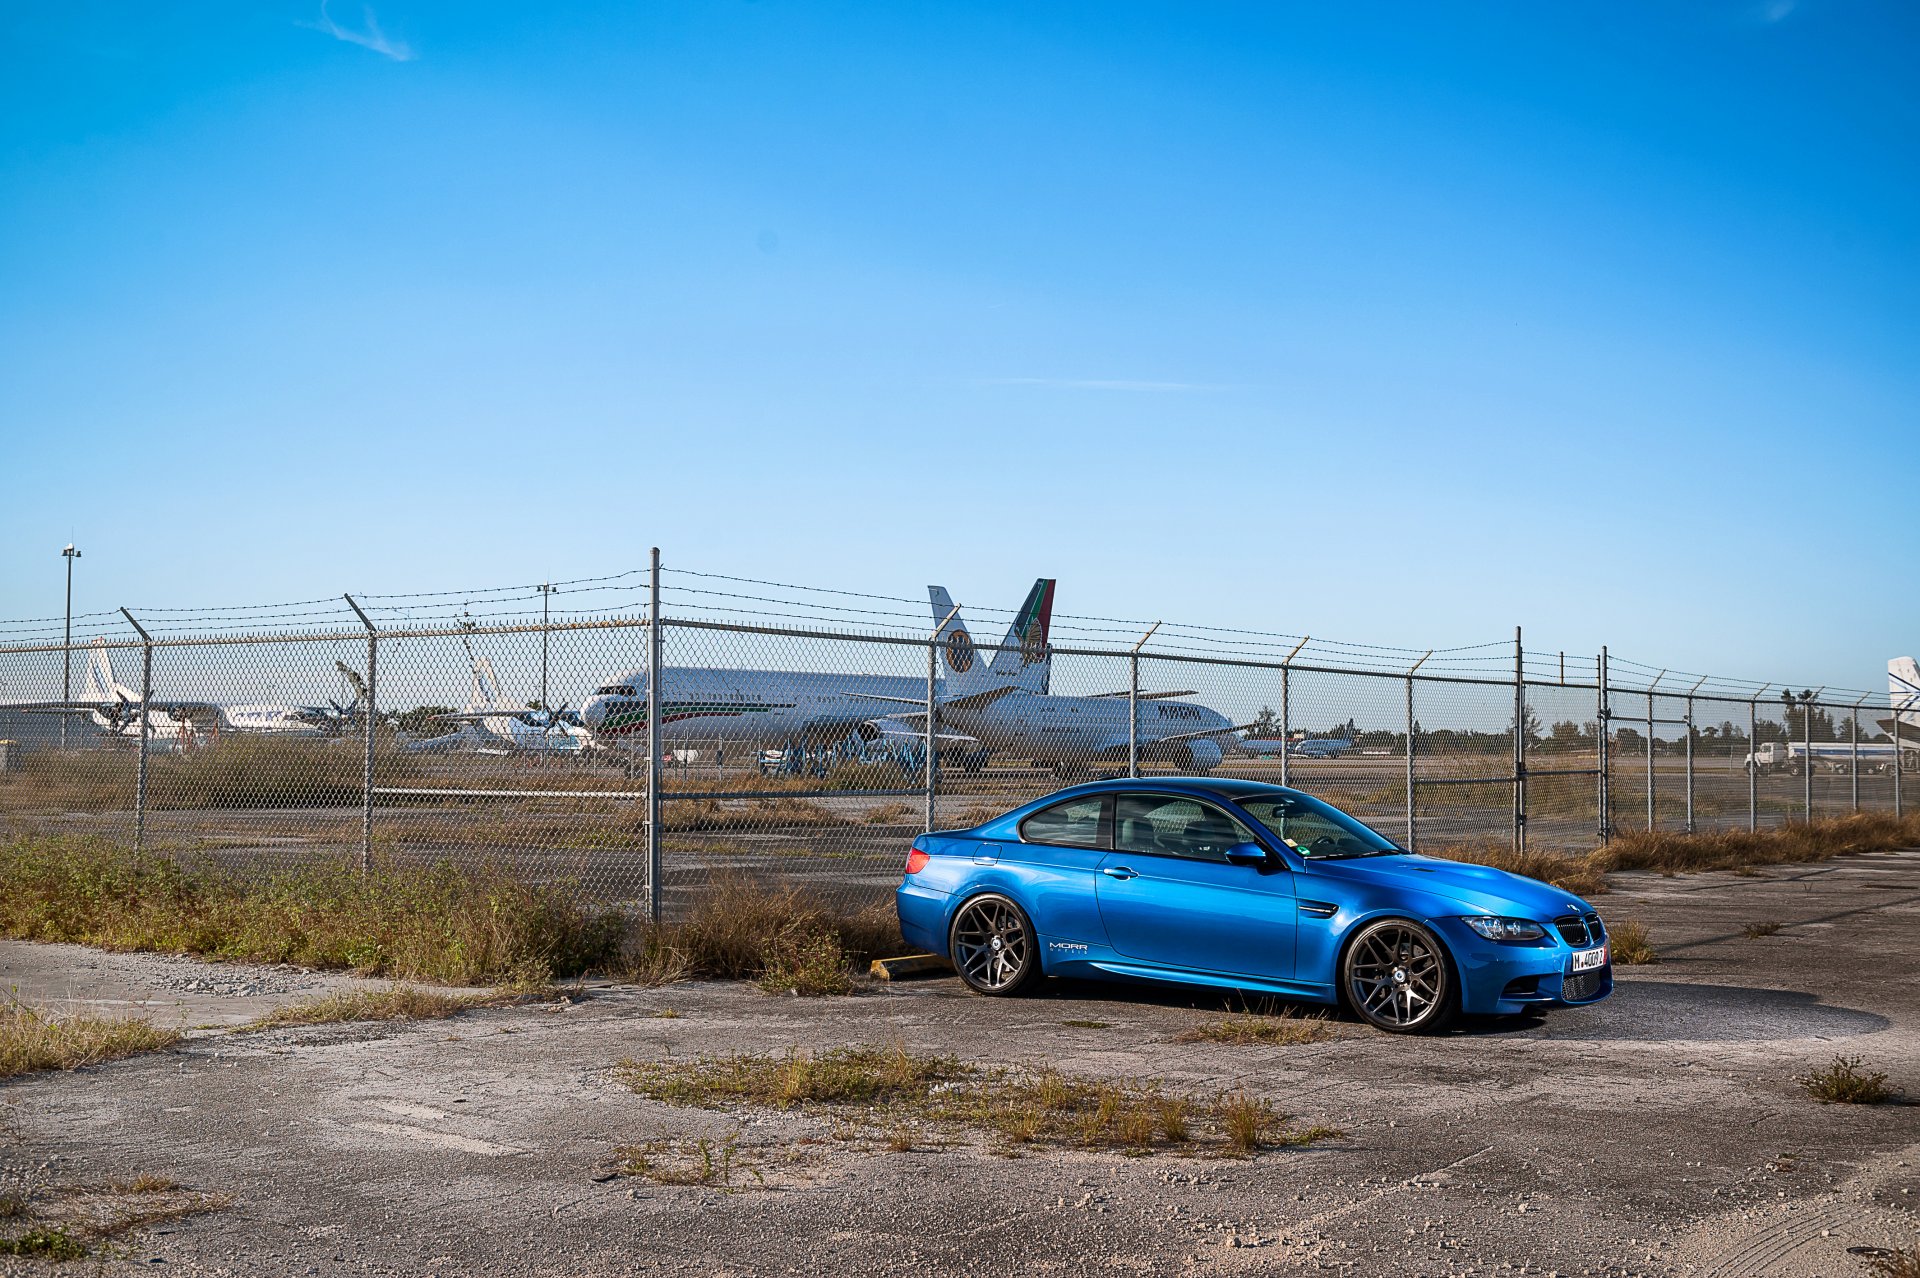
(1308, 853, 1592, 920)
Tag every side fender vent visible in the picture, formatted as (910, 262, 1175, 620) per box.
(1297, 900, 1338, 919)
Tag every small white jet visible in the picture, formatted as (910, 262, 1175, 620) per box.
(5, 639, 365, 744)
(402, 630, 596, 756)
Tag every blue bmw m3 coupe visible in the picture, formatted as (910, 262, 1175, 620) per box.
(896, 778, 1611, 1033)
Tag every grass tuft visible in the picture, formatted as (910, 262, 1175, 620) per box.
(613, 1045, 1338, 1158)
(1742, 920, 1784, 939)
(0, 1227, 87, 1259)
(243, 986, 484, 1030)
(0, 835, 622, 985)
(1606, 919, 1657, 965)
(1175, 1011, 1336, 1046)
(1865, 1246, 1920, 1278)
(0, 998, 181, 1080)
(1431, 814, 1920, 898)
(1799, 1054, 1892, 1105)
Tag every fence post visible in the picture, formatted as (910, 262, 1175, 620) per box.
(1645, 672, 1662, 832)
(1803, 689, 1817, 821)
(1684, 677, 1703, 834)
(1852, 695, 1865, 812)
(1748, 694, 1759, 832)
(344, 595, 377, 873)
(1597, 648, 1610, 845)
(120, 610, 151, 855)
(1404, 651, 1429, 852)
(1280, 636, 1308, 791)
(647, 548, 663, 925)
(925, 633, 938, 833)
(1896, 702, 1905, 818)
(1128, 651, 1139, 780)
(1513, 626, 1526, 853)
(1128, 622, 1160, 781)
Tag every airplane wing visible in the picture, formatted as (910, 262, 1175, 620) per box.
(7, 699, 226, 720)
(1151, 721, 1267, 746)
(866, 716, 980, 745)
(1080, 690, 1198, 700)
(1234, 737, 1292, 755)
(847, 686, 1018, 713)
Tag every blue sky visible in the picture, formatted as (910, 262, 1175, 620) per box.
(1, 1, 1914, 691)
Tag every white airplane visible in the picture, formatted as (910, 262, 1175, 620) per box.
(883, 580, 1252, 773)
(574, 601, 1027, 754)
(4, 639, 364, 743)
(1881, 657, 1920, 770)
(402, 629, 596, 756)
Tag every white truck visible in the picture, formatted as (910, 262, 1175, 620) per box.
(1743, 740, 1906, 776)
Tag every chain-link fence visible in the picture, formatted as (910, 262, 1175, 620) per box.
(1, 557, 1913, 919)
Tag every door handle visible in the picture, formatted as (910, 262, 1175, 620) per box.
(1102, 866, 1138, 880)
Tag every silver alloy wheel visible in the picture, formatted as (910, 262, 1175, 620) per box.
(951, 895, 1032, 993)
(1346, 922, 1446, 1029)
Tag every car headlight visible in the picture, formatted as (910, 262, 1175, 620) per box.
(1461, 916, 1547, 942)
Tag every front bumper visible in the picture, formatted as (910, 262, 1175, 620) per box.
(1435, 917, 1614, 1016)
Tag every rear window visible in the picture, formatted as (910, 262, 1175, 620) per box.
(1019, 795, 1106, 848)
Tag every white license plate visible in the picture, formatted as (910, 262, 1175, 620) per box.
(1571, 946, 1607, 972)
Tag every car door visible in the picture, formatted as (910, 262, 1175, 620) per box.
(1005, 792, 1112, 948)
(1094, 793, 1296, 980)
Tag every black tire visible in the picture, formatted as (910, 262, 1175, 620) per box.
(948, 893, 1041, 996)
(1341, 918, 1459, 1034)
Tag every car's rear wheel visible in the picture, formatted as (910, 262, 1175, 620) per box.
(1342, 919, 1457, 1033)
(949, 893, 1040, 996)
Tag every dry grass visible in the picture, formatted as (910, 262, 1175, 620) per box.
(864, 801, 915, 825)
(243, 986, 485, 1029)
(1175, 1011, 1337, 1046)
(612, 877, 900, 996)
(1741, 920, 1784, 938)
(613, 1044, 1339, 1158)
(0, 835, 622, 984)
(1429, 813, 1920, 897)
(0, 1173, 226, 1259)
(1607, 919, 1657, 965)
(0, 735, 425, 814)
(1799, 1054, 1893, 1104)
(0, 998, 181, 1080)
(1864, 1245, 1920, 1278)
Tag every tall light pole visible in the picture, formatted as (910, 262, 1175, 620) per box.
(60, 544, 82, 750)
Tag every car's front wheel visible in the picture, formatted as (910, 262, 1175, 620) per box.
(1342, 919, 1457, 1033)
(949, 893, 1040, 996)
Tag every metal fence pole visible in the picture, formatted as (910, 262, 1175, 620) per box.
(1128, 651, 1140, 780)
(1598, 648, 1610, 845)
(1747, 697, 1758, 832)
(344, 595, 377, 872)
(121, 609, 151, 855)
(1405, 675, 1416, 851)
(1646, 688, 1656, 832)
(1897, 707, 1905, 818)
(1404, 651, 1429, 851)
(1513, 626, 1526, 853)
(1803, 692, 1815, 821)
(1128, 622, 1159, 781)
(1279, 636, 1307, 792)
(1851, 696, 1865, 812)
(1684, 678, 1703, 834)
(647, 548, 663, 925)
(925, 636, 938, 833)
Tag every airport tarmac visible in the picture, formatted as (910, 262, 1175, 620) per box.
(3, 850, 1918, 1276)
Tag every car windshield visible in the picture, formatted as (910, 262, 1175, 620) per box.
(1235, 793, 1401, 860)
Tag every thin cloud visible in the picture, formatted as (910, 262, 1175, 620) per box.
(1754, 0, 1797, 22)
(983, 377, 1220, 393)
(304, 2, 415, 61)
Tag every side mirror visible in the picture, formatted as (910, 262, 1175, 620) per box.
(1224, 842, 1269, 866)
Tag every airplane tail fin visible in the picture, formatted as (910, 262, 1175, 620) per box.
(85, 637, 131, 703)
(929, 587, 990, 694)
(1890, 657, 1920, 737)
(986, 578, 1055, 693)
(471, 654, 507, 711)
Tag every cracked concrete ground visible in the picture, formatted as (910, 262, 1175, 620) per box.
(4, 850, 1920, 1277)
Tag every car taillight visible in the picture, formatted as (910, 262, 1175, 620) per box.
(904, 841, 930, 875)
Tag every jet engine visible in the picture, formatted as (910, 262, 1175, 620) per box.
(1180, 737, 1224, 774)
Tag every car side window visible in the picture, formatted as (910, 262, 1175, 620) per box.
(1019, 795, 1107, 848)
(1112, 794, 1255, 862)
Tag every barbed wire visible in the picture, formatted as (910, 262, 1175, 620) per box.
(0, 563, 1896, 705)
